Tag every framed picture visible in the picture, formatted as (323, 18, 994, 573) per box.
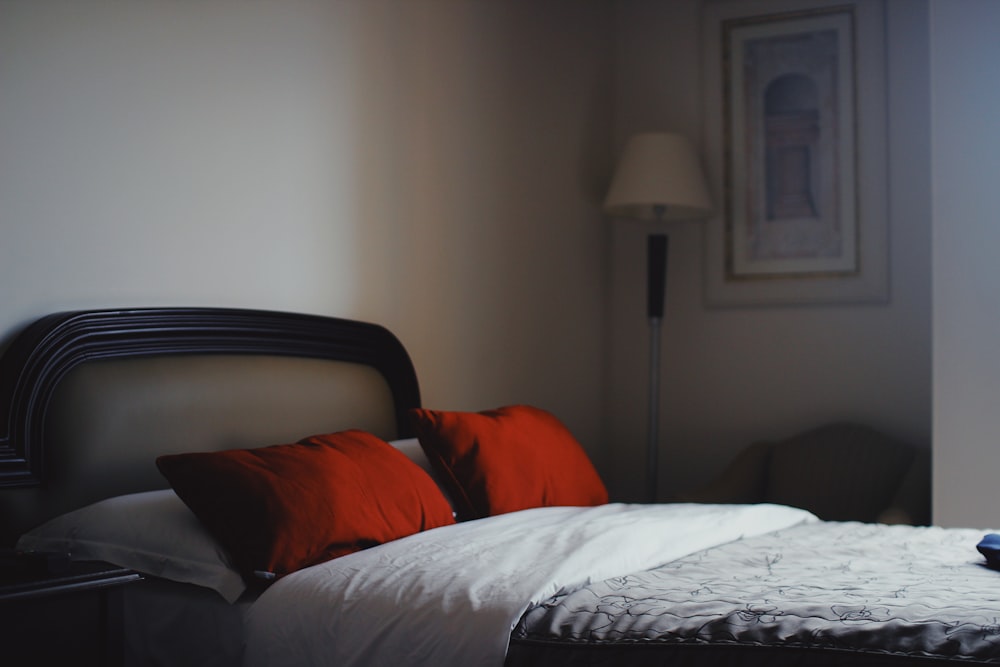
(702, 0, 888, 306)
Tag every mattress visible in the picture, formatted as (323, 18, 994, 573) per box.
(38, 499, 1000, 667)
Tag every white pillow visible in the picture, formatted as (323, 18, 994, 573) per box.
(391, 437, 455, 511)
(390, 437, 434, 475)
(16, 489, 246, 603)
(15, 436, 448, 604)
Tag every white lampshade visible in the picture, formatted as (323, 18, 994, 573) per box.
(604, 132, 713, 221)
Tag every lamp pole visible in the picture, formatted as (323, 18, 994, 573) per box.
(602, 132, 713, 505)
(646, 209, 667, 502)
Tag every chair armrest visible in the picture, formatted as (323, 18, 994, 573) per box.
(876, 448, 931, 525)
(675, 441, 772, 504)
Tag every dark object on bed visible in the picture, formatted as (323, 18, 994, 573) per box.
(676, 423, 930, 525)
(977, 533, 1000, 569)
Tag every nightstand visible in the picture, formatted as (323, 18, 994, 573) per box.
(0, 558, 141, 666)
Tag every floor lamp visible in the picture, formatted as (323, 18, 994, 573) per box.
(603, 132, 713, 502)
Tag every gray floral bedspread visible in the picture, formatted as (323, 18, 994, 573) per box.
(509, 521, 1000, 665)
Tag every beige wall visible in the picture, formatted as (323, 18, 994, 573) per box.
(604, 0, 933, 502)
(0, 0, 948, 514)
(0, 1, 612, 454)
(930, 0, 1000, 528)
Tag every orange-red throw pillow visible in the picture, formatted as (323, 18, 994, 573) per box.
(156, 429, 455, 581)
(410, 405, 608, 520)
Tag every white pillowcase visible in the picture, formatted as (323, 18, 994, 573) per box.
(16, 488, 246, 603)
(389, 437, 434, 475)
(14, 437, 447, 604)
(11, 438, 450, 603)
(391, 437, 455, 512)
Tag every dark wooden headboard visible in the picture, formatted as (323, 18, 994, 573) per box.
(0, 307, 421, 544)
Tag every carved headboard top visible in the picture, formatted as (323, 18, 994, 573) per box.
(0, 308, 422, 543)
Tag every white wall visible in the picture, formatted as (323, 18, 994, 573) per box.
(605, 0, 932, 502)
(1, 0, 954, 512)
(0, 1, 613, 454)
(929, 0, 1000, 528)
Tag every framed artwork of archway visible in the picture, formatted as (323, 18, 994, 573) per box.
(702, 0, 888, 307)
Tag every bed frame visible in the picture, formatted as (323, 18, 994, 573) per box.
(1, 308, 991, 667)
(0, 307, 421, 545)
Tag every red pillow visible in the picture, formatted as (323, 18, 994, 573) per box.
(156, 429, 455, 581)
(410, 405, 608, 520)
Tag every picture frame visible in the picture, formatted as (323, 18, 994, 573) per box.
(702, 0, 888, 307)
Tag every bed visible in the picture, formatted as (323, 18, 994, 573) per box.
(1, 307, 998, 667)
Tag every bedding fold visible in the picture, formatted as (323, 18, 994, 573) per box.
(243, 502, 816, 667)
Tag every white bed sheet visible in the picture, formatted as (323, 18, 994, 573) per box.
(244, 502, 816, 667)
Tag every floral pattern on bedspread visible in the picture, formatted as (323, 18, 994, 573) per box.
(513, 521, 1000, 662)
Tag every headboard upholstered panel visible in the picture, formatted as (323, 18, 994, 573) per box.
(0, 308, 421, 545)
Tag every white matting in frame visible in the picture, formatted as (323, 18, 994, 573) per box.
(702, 0, 888, 307)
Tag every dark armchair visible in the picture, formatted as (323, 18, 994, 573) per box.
(676, 423, 930, 525)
